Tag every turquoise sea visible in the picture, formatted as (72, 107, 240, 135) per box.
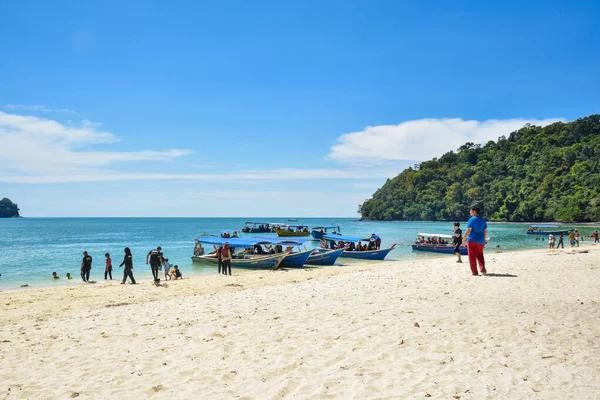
(1, 218, 597, 289)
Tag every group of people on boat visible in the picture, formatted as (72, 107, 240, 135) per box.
(220, 231, 240, 238)
(415, 236, 450, 245)
(319, 233, 381, 252)
(281, 225, 309, 233)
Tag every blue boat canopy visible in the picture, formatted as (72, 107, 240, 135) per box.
(311, 225, 340, 230)
(323, 234, 370, 242)
(196, 236, 273, 247)
(251, 236, 312, 245)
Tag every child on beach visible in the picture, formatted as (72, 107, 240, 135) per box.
(52, 272, 59, 279)
(105, 253, 113, 280)
(163, 258, 171, 280)
(172, 265, 182, 280)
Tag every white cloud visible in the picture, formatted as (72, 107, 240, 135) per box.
(0, 111, 192, 177)
(3, 104, 77, 114)
(328, 118, 566, 164)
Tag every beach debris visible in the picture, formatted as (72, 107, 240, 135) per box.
(152, 385, 164, 392)
(414, 322, 420, 328)
(425, 393, 431, 397)
(453, 396, 461, 399)
(530, 330, 535, 333)
(20, 284, 28, 287)
(70, 392, 80, 398)
(105, 302, 130, 308)
(400, 339, 404, 345)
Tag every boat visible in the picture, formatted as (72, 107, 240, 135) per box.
(526, 224, 571, 235)
(275, 224, 311, 237)
(288, 219, 299, 222)
(305, 247, 346, 266)
(191, 236, 286, 269)
(310, 225, 341, 239)
(241, 222, 277, 233)
(251, 237, 314, 268)
(412, 233, 467, 255)
(322, 234, 396, 260)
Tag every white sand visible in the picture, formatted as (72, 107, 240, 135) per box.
(1, 245, 599, 399)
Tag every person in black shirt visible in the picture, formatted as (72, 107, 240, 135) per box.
(146, 246, 163, 280)
(452, 222, 463, 263)
(119, 247, 136, 284)
(81, 251, 92, 282)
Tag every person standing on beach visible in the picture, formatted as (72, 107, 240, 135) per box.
(452, 222, 463, 263)
(146, 246, 163, 280)
(221, 242, 232, 276)
(569, 231, 576, 247)
(574, 229, 580, 247)
(81, 251, 92, 282)
(557, 232, 565, 249)
(461, 206, 489, 276)
(104, 253, 113, 280)
(594, 230, 599, 243)
(548, 233, 555, 249)
(119, 247, 136, 284)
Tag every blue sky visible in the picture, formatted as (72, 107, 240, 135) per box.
(1, 0, 599, 217)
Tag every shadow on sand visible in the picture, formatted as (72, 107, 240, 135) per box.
(485, 273, 518, 278)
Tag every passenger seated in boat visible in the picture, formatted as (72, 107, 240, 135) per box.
(321, 239, 328, 249)
(347, 242, 356, 251)
(303, 227, 309, 232)
(194, 242, 205, 256)
(275, 243, 283, 253)
(338, 241, 345, 249)
(367, 241, 375, 250)
(254, 244, 265, 254)
(233, 231, 240, 238)
(285, 246, 294, 252)
(222, 232, 231, 238)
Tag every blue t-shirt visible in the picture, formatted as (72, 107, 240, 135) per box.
(467, 215, 487, 244)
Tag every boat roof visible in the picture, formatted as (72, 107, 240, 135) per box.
(311, 225, 340, 230)
(530, 224, 561, 228)
(196, 236, 273, 247)
(251, 236, 311, 245)
(417, 233, 454, 239)
(323, 234, 370, 242)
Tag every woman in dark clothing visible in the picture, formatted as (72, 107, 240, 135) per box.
(119, 247, 136, 284)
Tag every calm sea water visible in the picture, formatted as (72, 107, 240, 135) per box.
(0, 218, 596, 289)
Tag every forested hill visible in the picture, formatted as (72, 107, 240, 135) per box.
(359, 115, 600, 222)
(0, 198, 20, 218)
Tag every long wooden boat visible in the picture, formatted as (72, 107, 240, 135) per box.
(241, 222, 277, 233)
(412, 233, 467, 255)
(191, 236, 286, 269)
(322, 234, 396, 261)
(310, 225, 341, 239)
(526, 224, 570, 235)
(250, 237, 314, 268)
(280, 248, 314, 268)
(275, 224, 311, 237)
(306, 247, 346, 265)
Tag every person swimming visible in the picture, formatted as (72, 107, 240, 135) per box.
(66, 273, 72, 279)
(52, 272, 59, 279)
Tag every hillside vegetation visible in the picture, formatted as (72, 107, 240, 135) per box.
(359, 115, 600, 222)
(0, 198, 20, 218)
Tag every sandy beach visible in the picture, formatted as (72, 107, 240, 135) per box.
(1, 245, 599, 399)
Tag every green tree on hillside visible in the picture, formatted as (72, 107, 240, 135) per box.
(359, 115, 600, 222)
(0, 198, 20, 218)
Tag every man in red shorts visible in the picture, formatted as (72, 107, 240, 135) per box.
(461, 206, 489, 276)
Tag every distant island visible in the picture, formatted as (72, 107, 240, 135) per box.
(0, 198, 20, 218)
(359, 115, 600, 223)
